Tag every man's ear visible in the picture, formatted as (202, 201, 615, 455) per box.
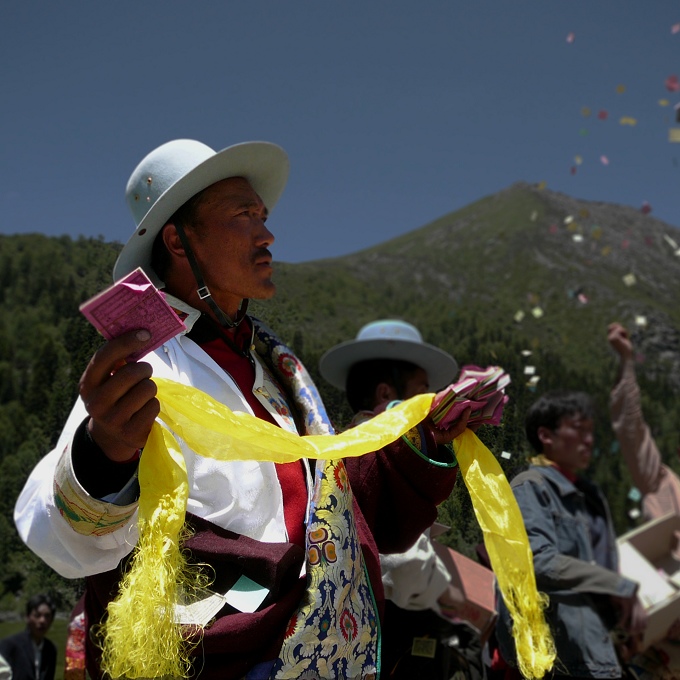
(537, 426, 553, 452)
(374, 381, 397, 407)
(162, 223, 186, 258)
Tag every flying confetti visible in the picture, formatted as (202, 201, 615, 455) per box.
(666, 74, 680, 92)
(619, 117, 637, 126)
(616, 84, 626, 94)
(600, 155, 610, 165)
(566, 32, 575, 43)
(597, 110, 609, 120)
(640, 201, 652, 214)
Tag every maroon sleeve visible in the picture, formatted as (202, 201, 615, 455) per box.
(345, 422, 458, 555)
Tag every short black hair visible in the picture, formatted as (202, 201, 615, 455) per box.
(150, 190, 208, 282)
(26, 594, 56, 618)
(345, 358, 422, 413)
(525, 390, 595, 454)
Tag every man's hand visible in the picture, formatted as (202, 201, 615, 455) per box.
(79, 329, 159, 462)
(610, 593, 647, 659)
(431, 406, 472, 446)
(608, 322, 634, 361)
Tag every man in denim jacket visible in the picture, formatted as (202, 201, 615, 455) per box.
(496, 390, 645, 679)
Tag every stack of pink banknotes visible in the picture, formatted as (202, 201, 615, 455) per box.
(430, 365, 511, 429)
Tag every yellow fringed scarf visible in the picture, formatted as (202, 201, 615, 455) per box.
(99, 377, 554, 679)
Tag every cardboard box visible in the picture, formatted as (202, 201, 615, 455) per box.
(432, 541, 497, 644)
(617, 513, 680, 649)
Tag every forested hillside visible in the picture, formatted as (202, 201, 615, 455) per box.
(1, 182, 679, 614)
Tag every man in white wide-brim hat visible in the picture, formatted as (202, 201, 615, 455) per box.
(15, 139, 469, 680)
(320, 320, 483, 679)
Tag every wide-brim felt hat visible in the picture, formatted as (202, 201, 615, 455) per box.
(319, 319, 458, 391)
(113, 139, 289, 287)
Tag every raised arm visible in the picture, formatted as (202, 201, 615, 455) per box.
(608, 322, 664, 496)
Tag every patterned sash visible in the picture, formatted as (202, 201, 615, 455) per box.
(250, 321, 379, 680)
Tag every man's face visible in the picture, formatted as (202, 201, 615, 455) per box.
(26, 603, 53, 642)
(184, 177, 276, 312)
(541, 413, 594, 475)
(401, 367, 430, 399)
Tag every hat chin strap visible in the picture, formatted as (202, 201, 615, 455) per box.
(173, 223, 248, 329)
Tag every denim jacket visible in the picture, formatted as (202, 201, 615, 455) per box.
(496, 465, 638, 678)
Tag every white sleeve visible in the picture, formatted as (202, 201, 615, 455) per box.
(381, 532, 450, 611)
(0, 653, 13, 680)
(13, 397, 139, 579)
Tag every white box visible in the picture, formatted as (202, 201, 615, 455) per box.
(617, 513, 680, 648)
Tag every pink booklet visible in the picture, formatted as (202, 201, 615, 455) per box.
(79, 267, 186, 362)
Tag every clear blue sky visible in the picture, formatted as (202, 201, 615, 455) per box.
(2, 1, 679, 264)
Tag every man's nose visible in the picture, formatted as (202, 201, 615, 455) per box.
(256, 223, 275, 248)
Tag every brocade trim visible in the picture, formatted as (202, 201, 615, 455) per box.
(53, 445, 137, 536)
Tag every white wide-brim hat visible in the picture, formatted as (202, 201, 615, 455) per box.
(319, 319, 458, 391)
(113, 139, 289, 286)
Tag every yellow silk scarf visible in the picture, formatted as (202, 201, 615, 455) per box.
(99, 377, 554, 679)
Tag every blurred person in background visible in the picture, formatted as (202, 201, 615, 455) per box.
(0, 594, 56, 680)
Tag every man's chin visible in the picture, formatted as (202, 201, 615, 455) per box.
(251, 282, 276, 300)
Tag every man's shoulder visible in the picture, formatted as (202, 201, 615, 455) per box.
(0, 629, 27, 650)
(511, 465, 568, 494)
(511, 466, 548, 486)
